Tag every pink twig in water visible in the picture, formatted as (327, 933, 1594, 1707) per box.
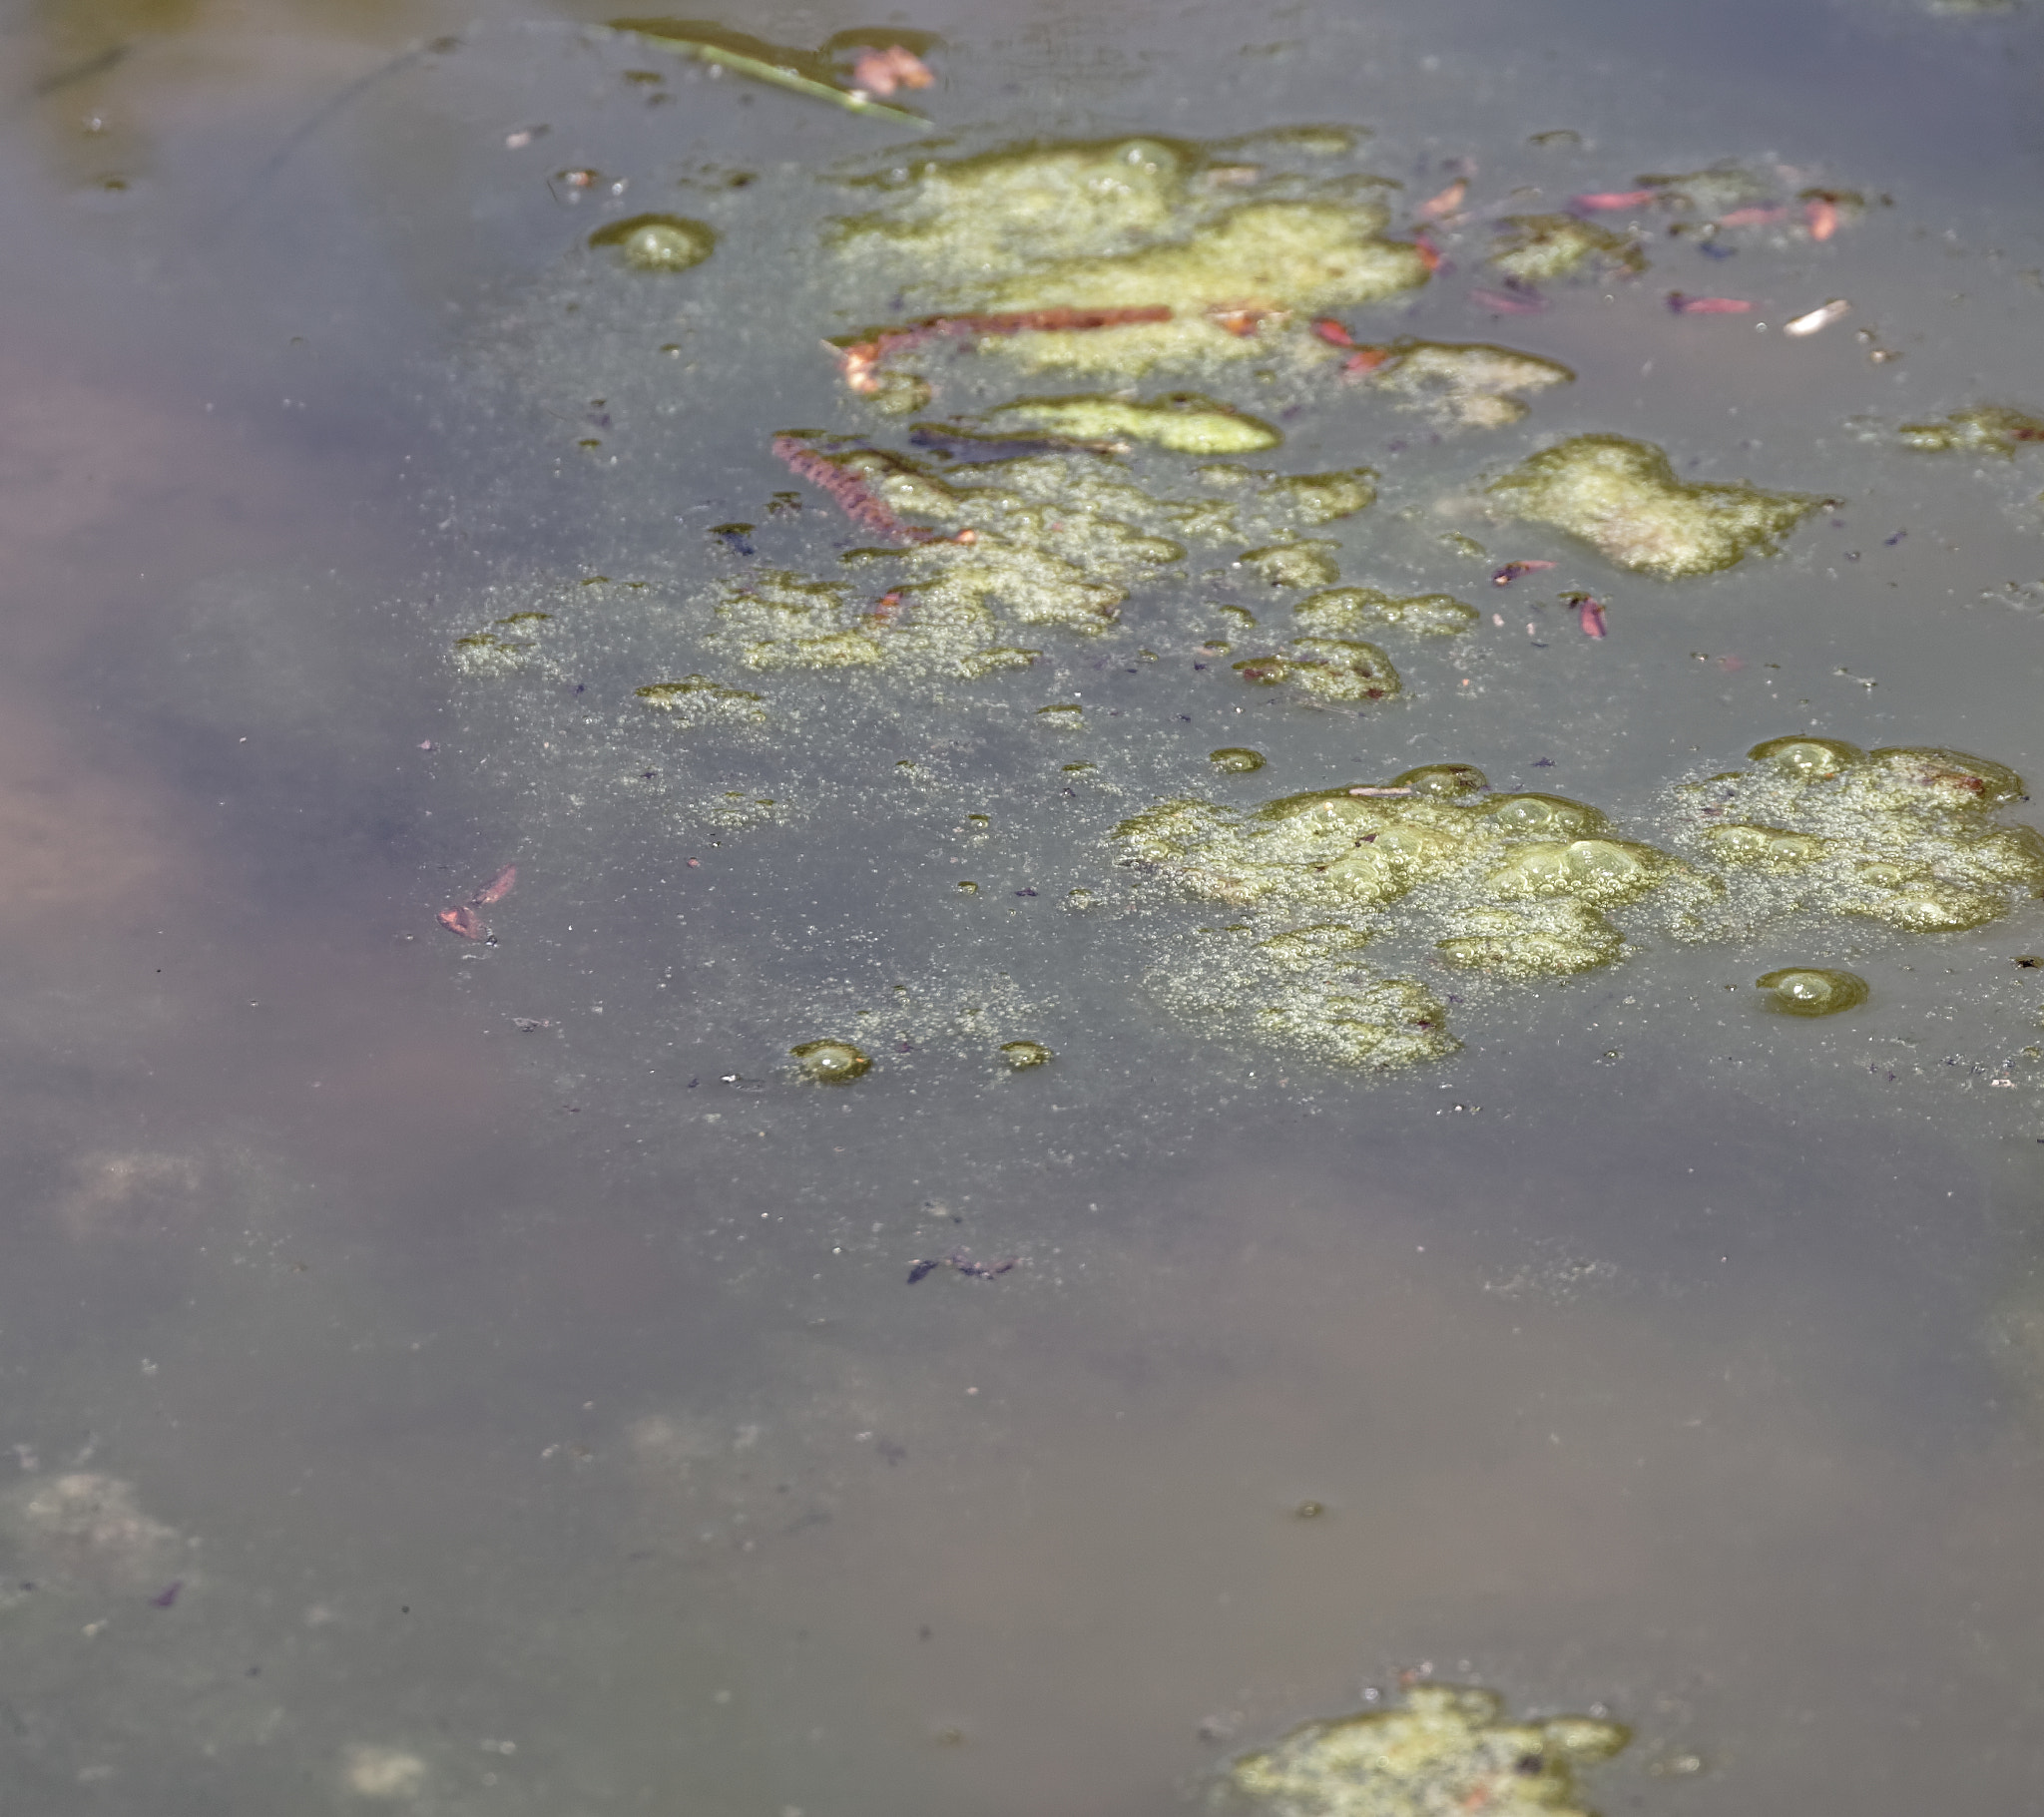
(770, 436, 940, 543)
(1573, 190, 1656, 212)
(1470, 286, 1548, 315)
(1491, 560, 1557, 587)
(833, 306, 1172, 395)
(1667, 293, 1754, 314)
(472, 864, 518, 906)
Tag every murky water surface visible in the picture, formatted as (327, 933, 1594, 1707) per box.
(5, 0, 2044, 1809)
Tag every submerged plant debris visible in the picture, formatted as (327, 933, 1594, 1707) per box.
(1224, 1683, 1630, 1817)
(611, 18, 935, 126)
(1488, 434, 1819, 577)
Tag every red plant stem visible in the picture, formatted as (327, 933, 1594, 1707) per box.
(835, 305, 1173, 391)
(770, 436, 940, 544)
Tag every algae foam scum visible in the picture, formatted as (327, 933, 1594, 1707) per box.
(1488, 435, 1819, 578)
(1223, 1683, 1629, 1817)
(443, 97, 2044, 1108)
(1115, 739, 2044, 1071)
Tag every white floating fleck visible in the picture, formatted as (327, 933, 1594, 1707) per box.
(1784, 297, 1850, 336)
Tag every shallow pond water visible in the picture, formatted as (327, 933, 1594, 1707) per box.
(4, 0, 2044, 1810)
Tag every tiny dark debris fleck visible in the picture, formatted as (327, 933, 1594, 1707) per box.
(1516, 1754, 1546, 1776)
(1014, 887, 1037, 897)
(2015, 956, 2042, 969)
(909, 1251, 1018, 1283)
(150, 1581, 183, 1608)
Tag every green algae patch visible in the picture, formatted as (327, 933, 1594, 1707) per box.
(790, 1039, 871, 1082)
(1194, 465, 1378, 533)
(1351, 340, 1574, 429)
(588, 214, 715, 271)
(832, 137, 1431, 386)
(1757, 967, 1868, 1016)
(1239, 541, 1342, 589)
(1233, 641, 1400, 704)
(981, 199, 1430, 334)
(1489, 434, 1819, 577)
(1211, 747, 1267, 773)
(635, 675, 767, 725)
(1225, 1683, 1629, 1817)
(1489, 214, 1645, 283)
(1437, 901, 1625, 977)
(712, 444, 1367, 687)
(1897, 405, 2044, 456)
(1116, 767, 1706, 1066)
(1295, 588, 1476, 637)
(1666, 738, 2044, 941)
(998, 1040, 1053, 1068)
(985, 392, 1280, 455)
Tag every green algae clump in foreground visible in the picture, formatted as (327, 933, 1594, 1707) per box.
(1489, 434, 1818, 577)
(1223, 1683, 1629, 1817)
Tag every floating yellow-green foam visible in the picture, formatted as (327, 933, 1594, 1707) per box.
(1225, 1683, 1629, 1817)
(1897, 405, 2044, 456)
(1668, 739, 2044, 938)
(1488, 214, 1646, 283)
(1489, 434, 1818, 577)
(985, 392, 1280, 454)
(1352, 339, 1574, 429)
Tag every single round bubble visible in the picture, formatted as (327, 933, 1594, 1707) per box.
(1211, 747, 1267, 773)
(1756, 968, 1868, 1016)
(1747, 735, 1863, 779)
(588, 214, 717, 271)
(1487, 842, 1574, 894)
(1564, 838, 1649, 887)
(1393, 762, 1489, 799)
(999, 1040, 1053, 1069)
(790, 1039, 872, 1082)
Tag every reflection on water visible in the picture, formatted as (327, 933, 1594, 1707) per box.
(3, 0, 2044, 1809)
